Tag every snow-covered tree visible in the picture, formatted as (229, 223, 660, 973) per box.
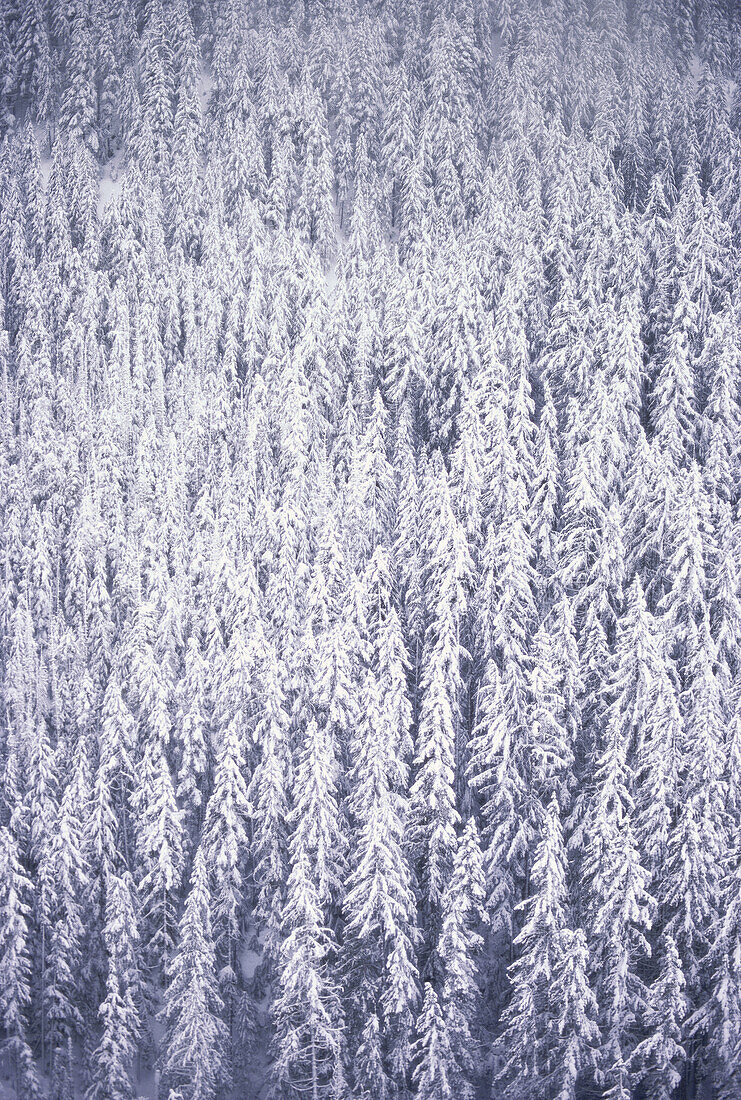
(0, 5, 737, 1097)
(0, 827, 39, 1099)
(161, 846, 228, 1100)
(88, 872, 142, 1100)
(631, 935, 687, 1100)
(271, 718, 346, 1100)
(412, 984, 454, 1100)
(497, 797, 598, 1099)
(410, 454, 472, 934)
(437, 818, 485, 1099)
(343, 666, 419, 1089)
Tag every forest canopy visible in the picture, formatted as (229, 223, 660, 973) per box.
(0, 1, 740, 1099)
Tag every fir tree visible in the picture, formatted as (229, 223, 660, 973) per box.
(343, 666, 419, 1089)
(497, 797, 598, 1100)
(437, 818, 485, 1099)
(161, 846, 228, 1100)
(631, 935, 687, 1100)
(271, 733, 346, 1100)
(412, 984, 454, 1100)
(410, 454, 472, 934)
(88, 872, 142, 1100)
(0, 827, 39, 1099)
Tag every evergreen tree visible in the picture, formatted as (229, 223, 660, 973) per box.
(437, 818, 485, 1100)
(582, 689, 654, 1097)
(651, 275, 697, 469)
(665, 620, 727, 1005)
(410, 455, 472, 934)
(88, 872, 142, 1100)
(201, 713, 250, 995)
(343, 666, 419, 1089)
(60, 5, 98, 152)
(272, 720, 346, 1100)
(497, 797, 598, 1100)
(175, 633, 209, 829)
(0, 826, 39, 1099)
(247, 642, 290, 968)
(131, 736, 184, 966)
(412, 984, 454, 1100)
(161, 846, 228, 1100)
(631, 936, 687, 1100)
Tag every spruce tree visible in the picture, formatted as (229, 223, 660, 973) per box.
(0, 827, 40, 1099)
(161, 846, 228, 1100)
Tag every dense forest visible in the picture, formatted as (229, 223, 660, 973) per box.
(0, 0, 740, 1098)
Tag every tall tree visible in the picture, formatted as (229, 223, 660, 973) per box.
(0, 826, 40, 1099)
(271, 719, 346, 1100)
(410, 454, 472, 942)
(161, 846, 228, 1100)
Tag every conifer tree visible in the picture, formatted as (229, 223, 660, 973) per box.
(437, 818, 486, 1100)
(201, 713, 250, 996)
(88, 872, 142, 1100)
(161, 846, 228, 1100)
(44, 767, 88, 1093)
(665, 620, 727, 1005)
(582, 688, 654, 1097)
(272, 719, 345, 1100)
(651, 276, 697, 469)
(631, 936, 687, 1100)
(247, 643, 290, 968)
(410, 455, 472, 935)
(497, 797, 598, 1100)
(412, 984, 454, 1100)
(131, 736, 184, 966)
(60, 5, 98, 152)
(0, 826, 40, 1100)
(175, 633, 209, 830)
(343, 666, 419, 1089)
